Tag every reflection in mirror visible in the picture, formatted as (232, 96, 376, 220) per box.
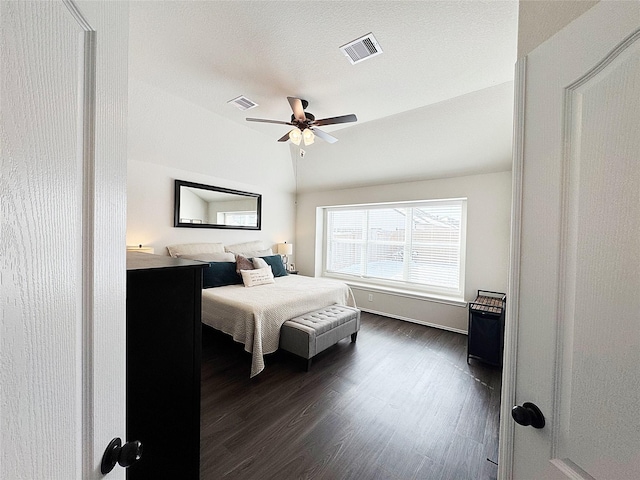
(174, 180, 261, 230)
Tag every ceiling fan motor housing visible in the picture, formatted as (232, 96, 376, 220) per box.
(291, 111, 315, 125)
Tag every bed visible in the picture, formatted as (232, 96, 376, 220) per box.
(167, 242, 356, 377)
(202, 274, 355, 376)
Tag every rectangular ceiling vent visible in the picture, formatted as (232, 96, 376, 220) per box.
(339, 33, 383, 65)
(227, 95, 258, 111)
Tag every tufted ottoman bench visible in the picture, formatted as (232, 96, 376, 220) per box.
(279, 305, 361, 371)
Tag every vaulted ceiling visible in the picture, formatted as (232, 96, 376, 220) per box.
(129, 1, 518, 191)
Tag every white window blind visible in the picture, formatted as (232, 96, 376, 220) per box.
(324, 199, 466, 297)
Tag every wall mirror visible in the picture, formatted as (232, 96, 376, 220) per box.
(174, 180, 261, 230)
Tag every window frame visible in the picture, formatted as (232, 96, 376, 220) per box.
(321, 198, 467, 301)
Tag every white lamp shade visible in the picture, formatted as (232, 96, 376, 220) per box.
(277, 243, 293, 255)
(302, 128, 315, 146)
(289, 128, 302, 145)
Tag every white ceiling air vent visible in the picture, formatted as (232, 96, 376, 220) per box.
(227, 95, 258, 111)
(339, 32, 383, 65)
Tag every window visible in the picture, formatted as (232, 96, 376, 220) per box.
(323, 199, 466, 299)
(216, 211, 257, 227)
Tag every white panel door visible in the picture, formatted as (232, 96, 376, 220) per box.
(501, 2, 640, 479)
(1, 1, 127, 478)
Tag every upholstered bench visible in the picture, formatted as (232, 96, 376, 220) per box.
(279, 305, 361, 371)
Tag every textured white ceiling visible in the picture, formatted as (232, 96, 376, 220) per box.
(129, 1, 518, 188)
(295, 81, 515, 191)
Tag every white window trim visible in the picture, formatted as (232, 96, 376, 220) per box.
(320, 198, 467, 301)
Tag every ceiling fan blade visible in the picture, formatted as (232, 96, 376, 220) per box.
(313, 114, 358, 127)
(312, 128, 339, 144)
(287, 97, 307, 122)
(246, 118, 293, 126)
(277, 131, 292, 142)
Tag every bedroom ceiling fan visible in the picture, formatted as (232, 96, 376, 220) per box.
(246, 97, 357, 145)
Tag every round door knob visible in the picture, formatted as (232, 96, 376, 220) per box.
(511, 402, 545, 429)
(101, 437, 143, 474)
(118, 440, 143, 467)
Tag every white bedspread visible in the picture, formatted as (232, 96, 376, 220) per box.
(201, 274, 356, 377)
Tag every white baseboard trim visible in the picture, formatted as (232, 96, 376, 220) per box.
(359, 307, 468, 335)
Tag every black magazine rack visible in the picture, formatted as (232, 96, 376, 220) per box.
(467, 290, 506, 366)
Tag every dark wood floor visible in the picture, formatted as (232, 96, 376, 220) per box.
(200, 312, 502, 480)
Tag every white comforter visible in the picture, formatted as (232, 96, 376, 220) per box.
(201, 274, 356, 377)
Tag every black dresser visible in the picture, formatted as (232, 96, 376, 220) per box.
(126, 252, 204, 479)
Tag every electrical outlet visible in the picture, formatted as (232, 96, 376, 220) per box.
(368, 294, 373, 302)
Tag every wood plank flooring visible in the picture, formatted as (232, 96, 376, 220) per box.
(200, 312, 502, 480)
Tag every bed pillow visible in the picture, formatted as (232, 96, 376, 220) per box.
(252, 257, 268, 269)
(235, 254, 254, 274)
(240, 267, 274, 287)
(224, 240, 266, 254)
(180, 252, 236, 262)
(166, 243, 225, 258)
(239, 248, 273, 258)
(259, 255, 288, 277)
(202, 262, 242, 288)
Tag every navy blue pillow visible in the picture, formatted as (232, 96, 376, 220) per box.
(259, 255, 288, 277)
(202, 262, 242, 288)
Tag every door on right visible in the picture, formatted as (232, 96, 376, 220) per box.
(502, 2, 640, 478)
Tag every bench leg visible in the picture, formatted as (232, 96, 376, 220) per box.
(306, 358, 312, 371)
(351, 332, 358, 343)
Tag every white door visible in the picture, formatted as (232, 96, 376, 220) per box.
(1, 1, 128, 478)
(500, 2, 640, 479)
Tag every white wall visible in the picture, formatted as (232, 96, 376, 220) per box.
(127, 77, 297, 254)
(518, 0, 598, 57)
(180, 187, 207, 223)
(127, 159, 295, 255)
(296, 171, 512, 332)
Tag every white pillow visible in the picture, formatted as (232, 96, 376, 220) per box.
(240, 267, 274, 287)
(242, 248, 273, 258)
(166, 243, 225, 258)
(180, 252, 236, 262)
(252, 257, 268, 269)
(224, 241, 267, 254)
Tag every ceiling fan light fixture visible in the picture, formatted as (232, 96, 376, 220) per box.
(302, 128, 315, 146)
(289, 128, 302, 145)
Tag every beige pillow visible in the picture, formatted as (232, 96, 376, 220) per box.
(180, 252, 236, 262)
(242, 248, 273, 257)
(166, 243, 225, 258)
(240, 267, 274, 287)
(224, 241, 267, 254)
